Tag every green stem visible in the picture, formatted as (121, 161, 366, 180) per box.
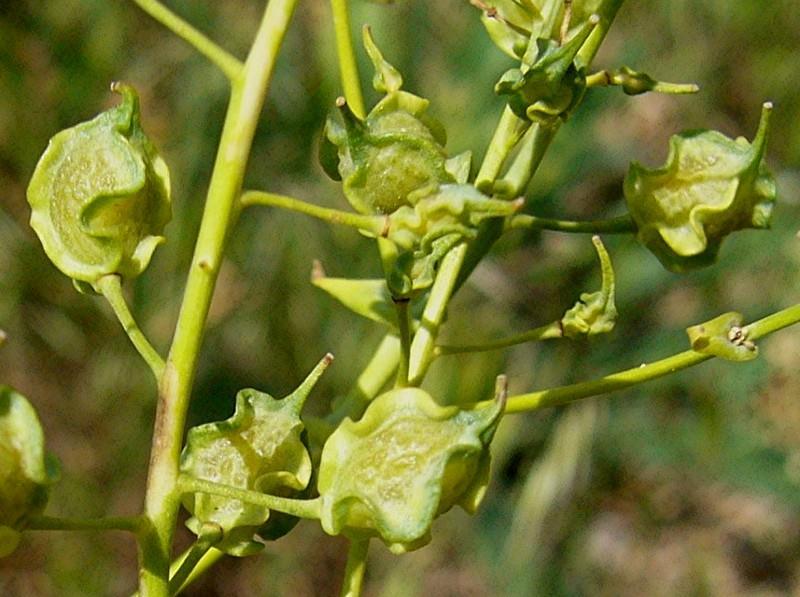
(328, 334, 400, 423)
(331, 0, 366, 118)
(436, 321, 562, 356)
(131, 0, 243, 81)
(139, 2, 299, 595)
(340, 539, 370, 597)
(168, 547, 224, 596)
(508, 213, 636, 234)
(97, 275, 165, 381)
(240, 190, 386, 235)
(503, 302, 800, 414)
(394, 299, 412, 387)
(475, 106, 530, 194)
(408, 243, 468, 385)
(493, 124, 557, 198)
(575, 0, 626, 68)
(167, 527, 222, 596)
(27, 514, 144, 533)
(176, 475, 322, 520)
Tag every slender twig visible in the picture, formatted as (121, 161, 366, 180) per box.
(508, 213, 636, 234)
(475, 106, 530, 194)
(240, 190, 386, 235)
(96, 275, 165, 380)
(501, 302, 800, 414)
(176, 475, 322, 520)
(340, 539, 370, 597)
(131, 0, 243, 81)
(436, 321, 563, 356)
(331, 0, 366, 118)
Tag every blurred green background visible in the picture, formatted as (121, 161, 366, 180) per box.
(1, 1, 800, 595)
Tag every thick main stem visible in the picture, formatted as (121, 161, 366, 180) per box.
(138, 1, 298, 594)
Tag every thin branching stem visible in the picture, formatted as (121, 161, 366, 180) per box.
(176, 475, 322, 520)
(131, 0, 243, 81)
(436, 321, 563, 356)
(507, 213, 636, 234)
(240, 190, 386, 235)
(97, 275, 165, 380)
(331, 0, 366, 118)
(501, 302, 800, 414)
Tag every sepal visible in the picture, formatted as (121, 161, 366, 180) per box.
(624, 103, 776, 272)
(686, 312, 758, 362)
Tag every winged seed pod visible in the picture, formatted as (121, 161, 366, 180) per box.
(624, 102, 776, 272)
(27, 83, 171, 291)
(320, 27, 453, 214)
(317, 387, 505, 554)
(0, 387, 58, 558)
(180, 355, 331, 556)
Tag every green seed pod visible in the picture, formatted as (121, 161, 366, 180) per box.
(320, 28, 452, 214)
(561, 236, 616, 338)
(180, 356, 331, 556)
(0, 387, 59, 558)
(624, 103, 776, 272)
(317, 387, 504, 554)
(495, 17, 598, 125)
(686, 312, 758, 362)
(27, 83, 171, 290)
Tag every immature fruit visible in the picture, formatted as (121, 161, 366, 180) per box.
(321, 27, 452, 215)
(317, 387, 504, 553)
(495, 16, 598, 125)
(180, 356, 330, 555)
(0, 387, 58, 557)
(624, 103, 775, 272)
(27, 83, 171, 290)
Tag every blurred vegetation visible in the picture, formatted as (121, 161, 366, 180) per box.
(1, 1, 799, 595)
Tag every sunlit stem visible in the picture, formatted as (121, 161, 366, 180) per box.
(475, 106, 530, 194)
(328, 334, 400, 423)
(501, 301, 800, 414)
(97, 275, 165, 380)
(493, 124, 557, 199)
(507, 213, 636, 234)
(436, 321, 562, 357)
(340, 539, 370, 597)
(131, 0, 243, 81)
(177, 475, 322, 520)
(167, 547, 223, 596)
(240, 190, 386, 235)
(27, 514, 144, 533)
(331, 0, 366, 118)
(394, 298, 412, 387)
(167, 525, 222, 596)
(140, 1, 299, 594)
(575, 0, 626, 67)
(408, 243, 468, 385)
